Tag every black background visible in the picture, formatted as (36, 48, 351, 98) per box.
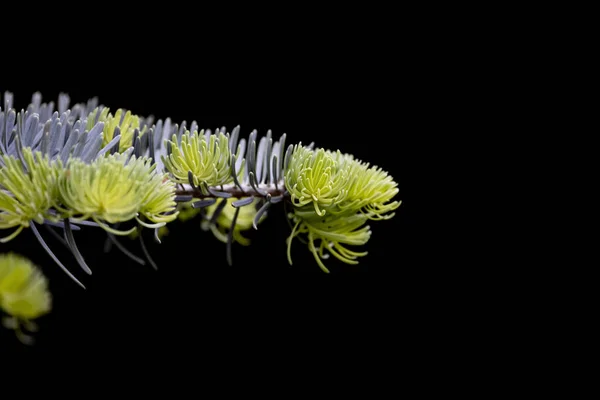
(1, 82, 422, 360)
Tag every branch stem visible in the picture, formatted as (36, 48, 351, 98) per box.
(175, 184, 288, 200)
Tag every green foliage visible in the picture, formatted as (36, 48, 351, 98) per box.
(138, 166, 179, 227)
(58, 153, 178, 235)
(0, 148, 62, 242)
(287, 212, 371, 273)
(1, 148, 177, 240)
(87, 108, 146, 152)
(0, 252, 51, 345)
(59, 154, 143, 227)
(285, 146, 351, 217)
(162, 131, 232, 192)
(285, 145, 400, 272)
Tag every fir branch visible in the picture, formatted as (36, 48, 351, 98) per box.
(174, 184, 288, 200)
